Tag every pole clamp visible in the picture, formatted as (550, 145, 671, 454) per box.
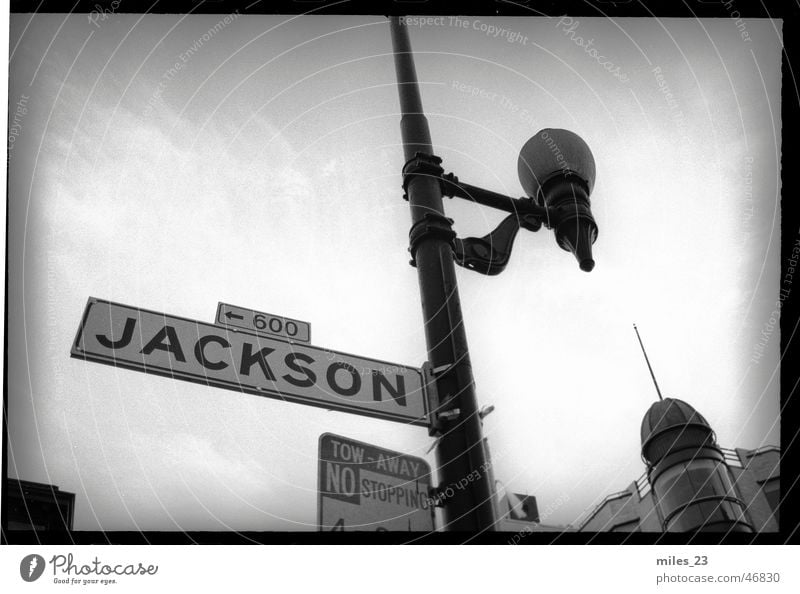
(424, 362, 463, 436)
(428, 486, 450, 508)
(401, 152, 445, 200)
(439, 171, 460, 198)
(438, 408, 461, 423)
(408, 213, 456, 267)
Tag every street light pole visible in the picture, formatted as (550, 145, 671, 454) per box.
(390, 17, 497, 532)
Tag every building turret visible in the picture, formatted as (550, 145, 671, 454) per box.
(641, 398, 752, 532)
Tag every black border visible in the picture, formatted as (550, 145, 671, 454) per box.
(5, 0, 792, 18)
(3, 0, 799, 544)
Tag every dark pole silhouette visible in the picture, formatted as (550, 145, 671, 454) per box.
(390, 17, 496, 532)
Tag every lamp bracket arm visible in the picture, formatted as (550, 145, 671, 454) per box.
(439, 171, 547, 226)
(453, 214, 523, 276)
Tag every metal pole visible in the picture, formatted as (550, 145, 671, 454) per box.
(390, 17, 496, 532)
(633, 323, 664, 401)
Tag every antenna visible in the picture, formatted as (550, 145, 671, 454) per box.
(633, 323, 664, 401)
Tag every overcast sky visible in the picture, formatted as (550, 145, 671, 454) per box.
(6, 13, 782, 531)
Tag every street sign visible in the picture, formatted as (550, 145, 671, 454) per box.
(506, 493, 539, 522)
(318, 433, 435, 531)
(71, 298, 428, 425)
(216, 302, 311, 343)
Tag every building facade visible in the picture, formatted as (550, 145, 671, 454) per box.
(578, 398, 779, 532)
(3, 478, 75, 533)
(579, 445, 779, 532)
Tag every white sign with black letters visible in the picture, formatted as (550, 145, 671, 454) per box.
(216, 302, 311, 343)
(318, 433, 435, 531)
(71, 298, 428, 425)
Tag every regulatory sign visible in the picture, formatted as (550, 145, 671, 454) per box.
(216, 302, 311, 343)
(318, 433, 435, 532)
(71, 298, 427, 425)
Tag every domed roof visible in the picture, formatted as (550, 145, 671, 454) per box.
(640, 397, 711, 446)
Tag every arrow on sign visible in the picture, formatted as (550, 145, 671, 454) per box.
(216, 302, 311, 343)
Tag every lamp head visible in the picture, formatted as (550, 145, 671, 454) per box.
(517, 128, 598, 272)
